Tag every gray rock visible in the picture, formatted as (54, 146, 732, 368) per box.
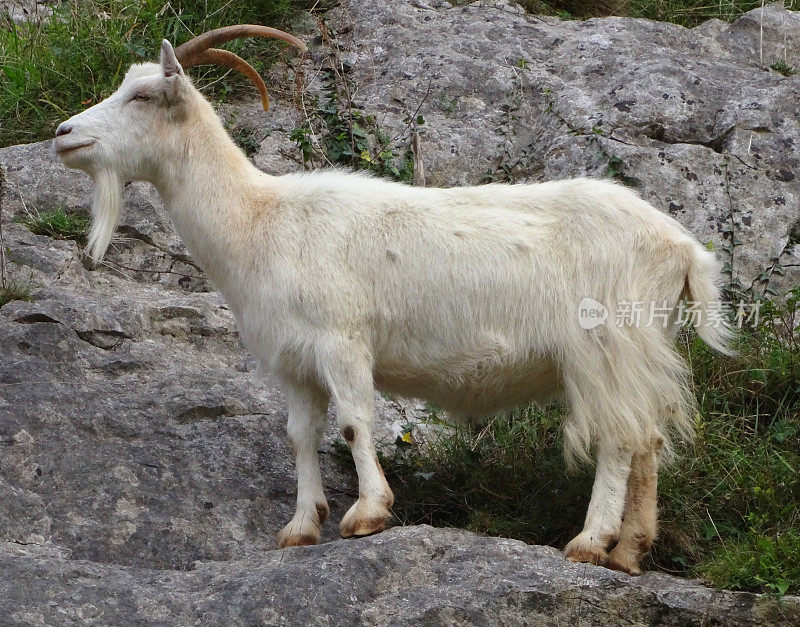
(312, 0, 800, 291)
(0, 142, 90, 218)
(1, 526, 798, 625)
(0, 0, 52, 24)
(219, 97, 307, 176)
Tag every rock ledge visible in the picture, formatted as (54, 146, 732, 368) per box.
(1, 526, 797, 625)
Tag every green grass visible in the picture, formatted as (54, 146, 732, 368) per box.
(624, 0, 798, 27)
(373, 406, 594, 549)
(0, 277, 33, 307)
(462, 0, 799, 26)
(510, 0, 625, 18)
(336, 288, 800, 595)
(0, 0, 313, 147)
(18, 207, 89, 242)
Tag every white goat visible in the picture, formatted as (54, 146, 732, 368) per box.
(55, 29, 733, 575)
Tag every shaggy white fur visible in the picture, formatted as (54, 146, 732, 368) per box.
(55, 39, 733, 571)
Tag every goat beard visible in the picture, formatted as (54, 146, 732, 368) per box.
(86, 168, 123, 265)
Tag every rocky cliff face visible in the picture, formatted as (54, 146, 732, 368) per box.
(319, 0, 799, 291)
(236, 2, 800, 292)
(1, 1, 799, 624)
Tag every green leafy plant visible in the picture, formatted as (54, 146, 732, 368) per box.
(770, 60, 797, 77)
(605, 153, 638, 186)
(542, 89, 640, 187)
(230, 127, 262, 158)
(291, 66, 419, 181)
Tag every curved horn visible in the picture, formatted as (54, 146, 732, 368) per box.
(174, 24, 307, 64)
(174, 25, 306, 112)
(189, 48, 271, 111)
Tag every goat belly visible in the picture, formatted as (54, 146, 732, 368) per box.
(373, 350, 562, 417)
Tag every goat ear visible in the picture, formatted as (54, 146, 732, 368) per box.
(160, 40, 186, 106)
(160, 40, 184, 78)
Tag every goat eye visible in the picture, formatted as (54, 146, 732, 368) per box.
(131, 93, 149, 102)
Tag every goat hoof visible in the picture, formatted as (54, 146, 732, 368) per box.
(565, 548, 609, 567)
(340, 516, 387, 538)
(605, 546, 643, 575)
(277, 514, 323, 549)
(277, 532, 319, 548)
(339, 499, 392, 538)
(564, 535, 609, 567)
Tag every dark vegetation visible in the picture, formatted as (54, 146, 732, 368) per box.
(507, 0, 797, 25)
(0, 276, 33, 308)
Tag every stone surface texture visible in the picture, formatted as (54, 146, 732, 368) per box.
(2, 526, 798, 626)
(2, 1, 799, 624)
(309, 0, 799, 291)
(0, 0, 52, 23)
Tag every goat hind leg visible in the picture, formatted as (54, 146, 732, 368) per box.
(605, 436, 662, 575)
(564, 441, 632, 566)
(277, 380, 330, 548)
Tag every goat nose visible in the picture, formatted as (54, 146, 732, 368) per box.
(55, 123, 72, 137)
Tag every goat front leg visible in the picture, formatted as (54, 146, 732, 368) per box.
(323, 348, 394, 538)
(276, 379, 331, 548)
(605, 436, 663, 575)
(564, 441, 632, 566)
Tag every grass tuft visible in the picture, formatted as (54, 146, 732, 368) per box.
(625, 0, 798, 27)
(0, 277, 33, 308)
(18, 207, 89, 242)
(513, 0, 625, 18)
(377, 407, 593, 549)
(461, 0, 800, 26)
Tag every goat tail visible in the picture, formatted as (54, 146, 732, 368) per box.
(683, 241, 737, 356)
